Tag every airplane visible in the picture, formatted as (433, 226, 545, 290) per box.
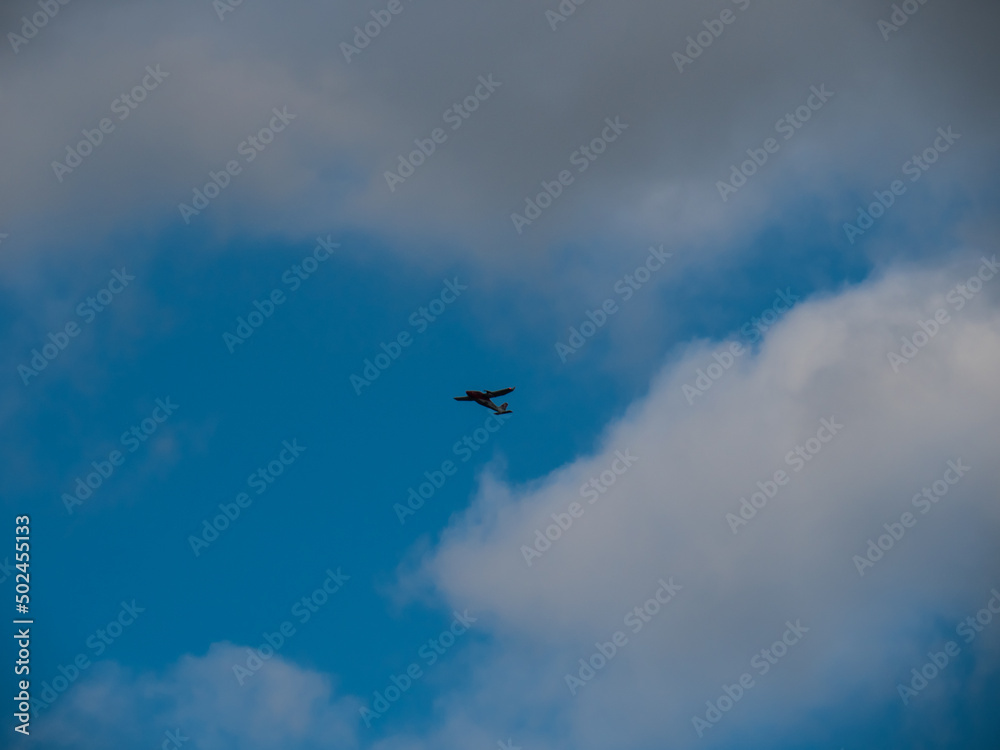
(454, 387, 515, 414)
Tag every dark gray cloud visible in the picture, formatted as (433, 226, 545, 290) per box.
(1, 0, 997, 279)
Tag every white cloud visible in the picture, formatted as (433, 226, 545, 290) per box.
(397, 255, 1000, 748)
(24, 255, 1000, 749)
(32, 642, 360, 750)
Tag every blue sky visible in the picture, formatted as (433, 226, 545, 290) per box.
(2, 1, 1000, 748)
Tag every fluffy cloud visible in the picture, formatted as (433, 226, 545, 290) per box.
(21, 255, 1000, 749)
(2, 0, 998, 277)
(31, 642, 359, 750)
(400, 255, 1000, 747)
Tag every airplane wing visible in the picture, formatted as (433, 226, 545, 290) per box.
(485, 387, 514, 398)
(453, 396, 475, 401)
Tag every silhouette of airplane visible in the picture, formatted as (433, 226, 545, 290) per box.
(453, 387, 515, 414)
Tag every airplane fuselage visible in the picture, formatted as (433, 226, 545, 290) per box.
(467, 391, 501, 411)
(454, 387, 514, 414)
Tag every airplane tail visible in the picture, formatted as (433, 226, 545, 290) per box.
(497, 403, 512, 414)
